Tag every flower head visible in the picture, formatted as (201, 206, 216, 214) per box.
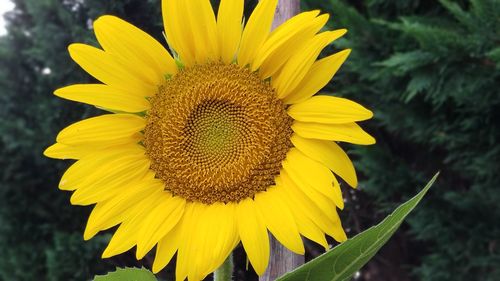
(45, 0, 374, 280)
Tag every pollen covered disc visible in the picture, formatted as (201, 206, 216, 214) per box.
(144, 62, 293, 204)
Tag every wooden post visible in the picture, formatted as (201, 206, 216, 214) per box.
(259, 0, 304, 280)
(270, 0, 301, 29)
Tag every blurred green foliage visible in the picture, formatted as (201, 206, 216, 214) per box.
(303, 0, 500, 280)
(0, 0, 498, 280)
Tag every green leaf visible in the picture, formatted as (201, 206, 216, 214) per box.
(277, 173, 439, 281)
(93, 267, 157, 281)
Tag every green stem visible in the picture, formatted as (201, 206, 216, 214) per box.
(213, 253, 233, 281)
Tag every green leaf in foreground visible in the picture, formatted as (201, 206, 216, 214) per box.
(277, 173, 439, 281)
(93, 267, 157, 281)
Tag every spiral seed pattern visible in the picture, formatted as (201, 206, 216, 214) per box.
(144, 62, 293, 204)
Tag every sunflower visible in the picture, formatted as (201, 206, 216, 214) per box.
(44, 0, 374, 280)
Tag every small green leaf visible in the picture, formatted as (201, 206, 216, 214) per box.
(93, 267, 157, 281)
(277, 173, 439, 281)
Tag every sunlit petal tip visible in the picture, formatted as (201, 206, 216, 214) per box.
(335, 226, 348, 242)
(365, 134, 376, 145)
(83, 227, 97, 241)
(67, 43, 91, 55)
(69, 192, 83, 206)
(337, 48, 352, 60)
(136, 248, 147, 260)
(101, 247, 115, 259)
(92, 15, 106, 28)
(335, 28, 348, 37)
(43, 144, 58, 158)
(53, 87, 63, 97)
(152, 263, 165, 274)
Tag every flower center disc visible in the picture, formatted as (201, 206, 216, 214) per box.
(144, 62, 293, 204)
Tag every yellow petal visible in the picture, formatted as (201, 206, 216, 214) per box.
(287, 95, 373, 124)
(162, 0, 195, 66)
(283, 50, 351, 104)
(152, 223, 182, 273)
(291, 134, 358, 187)
(44, 143, 89, 160)
(205, 203, 239, 275)
(54, 84, 150, 113)
(102, 193, 164, 259)
(332, 175, 344, 210)
(176, 203, 210, 281)
(136, 195, 185, 259)
(175, 203, 195, 281)
(281, 171, 345, 242)
(254, 187, 305, 254)
(93, 15, 177, 80)
(292, 121, 376, 145)
(252, 11, 327, 78)
(59, 144, 145, 191)
(273, 30, 347, 98)
(69, 150, 150, 206)
(44, 133, 142, 160)
(174, 0, 218, 63)
(238, 0, 278, 66)
(56, 114, 145, 146)
(189, 203, 239, 279)
(275, 177, 328, 250)
(332, 223, 348, 242)
(283, 148, 338, 201)
(68, 43, 156, 96)
(84, 176, 162, 240)
(217, 0, 244, 63)
(280, 171, 336, 224)
(236, 198, 270, 275)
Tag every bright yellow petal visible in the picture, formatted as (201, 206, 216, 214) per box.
(56, 114, 145, 146)
(254, 187, 305, 254)
(287, 95, 373, 124)
(54, 84, 150, 113)
(283, 148, 338, 201)
(332, 175, 344, 210)
(280, 171, 337, 224)
(292, 121, 376, 145)
(281, 171, 346, 242)
(273, 30, 347, 98)
(84, 175, 162, 240)
(291, 134, 358, 187)
(217, 0, 244, 63)
(174, 204, 194, 281)
(69, 150, 150, 206)
(93, 15, 177, 82)
(68, 43, 156, 96)
(152, 222, 182, 273)
(238, 0, 278, 66)
(251, 10, 320, 68)
(136, 194, 185, 259)
(283, 50, 351, 104)
(44, 133, 142, 160)
(236, 198, 270, 275)
(252, 11, 327, 78)
(184, 0, 219, 62)
(205, 203, 239, 276)
(176, 203, 209, 281)
(275, 177, 328, 250)
(162, 0, 195, 65)
(102, 193, 164, 258)
(59, 144, 145, 191)
(188, 203, 239, 279)
(44, 143, 89, 160)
